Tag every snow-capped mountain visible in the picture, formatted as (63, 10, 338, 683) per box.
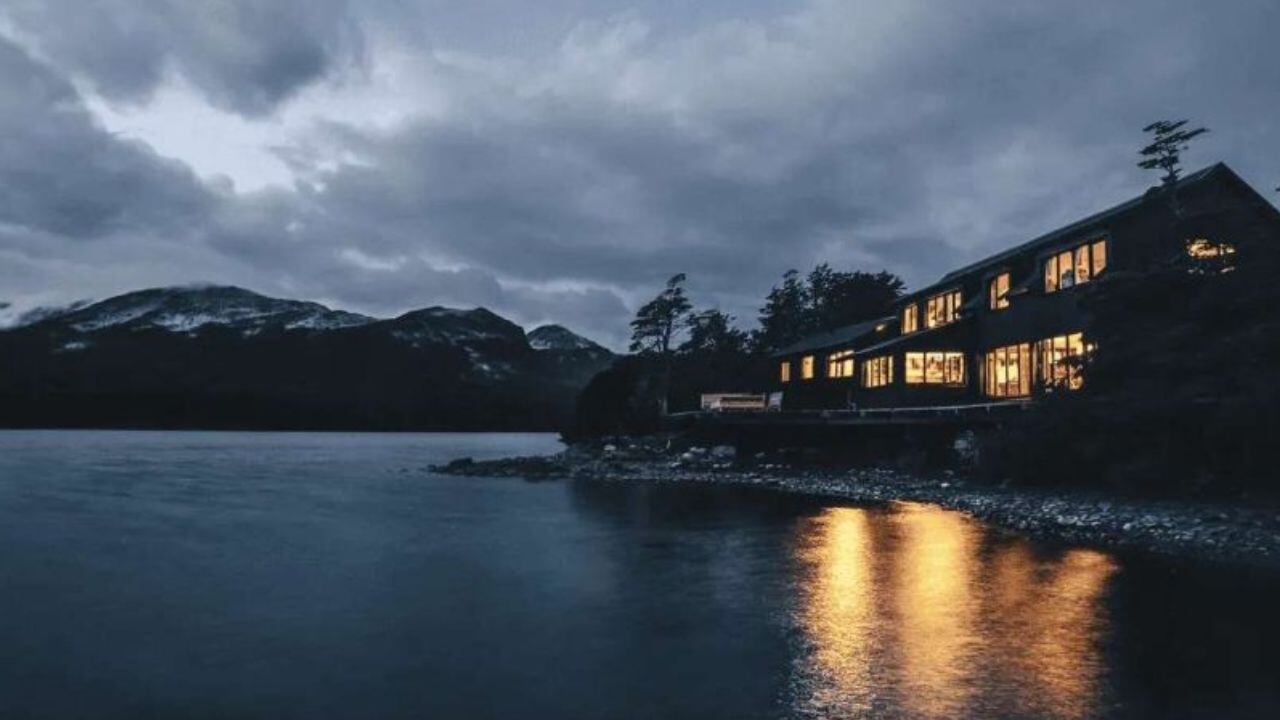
(0, 285, 615, 431)
(25, 285, 374, 334)
(527, 324, 605, 352)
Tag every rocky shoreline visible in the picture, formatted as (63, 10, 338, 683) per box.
(435, 440, 1280, 570)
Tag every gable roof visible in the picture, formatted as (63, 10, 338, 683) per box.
(771, 316, 892, 358)
(902, 163, 1237, 301)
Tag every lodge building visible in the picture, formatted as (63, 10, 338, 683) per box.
(772, 163, 1280, 412)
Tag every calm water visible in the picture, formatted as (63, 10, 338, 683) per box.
(1, 432, 1278, 719)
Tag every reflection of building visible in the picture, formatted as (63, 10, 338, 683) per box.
(791, 503, 1117, 719)
(772, 164, 1280, 411)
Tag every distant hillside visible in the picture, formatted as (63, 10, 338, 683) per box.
(0, 286, 614, 431)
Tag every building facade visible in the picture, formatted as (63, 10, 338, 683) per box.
(772, 163, 1280, 411)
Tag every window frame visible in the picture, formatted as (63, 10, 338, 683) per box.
(779, 361, 791, 383)
(827, 349, 855, 379)
(988, 271, 1011, 311)
(983, 343, 1032, 398)
(1036, 332, 1092, 390)
(904, 350, 966, 386)
(924, 289, 963, 329)
(901, 303, 919, 334)
(860, 355, 894, 388)
(801, 355, 816, 381)
(1044, 238, 1108, 294)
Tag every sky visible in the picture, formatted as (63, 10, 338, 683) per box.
(0, 0, 1276, 349)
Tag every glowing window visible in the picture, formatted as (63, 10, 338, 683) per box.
(1045, 239, 1107, 293)
(904, 351, 966, 386)
(902, 304, 919, 334)
(983, 343, 1032, 397)
(925, 289, 963, 329)
(1036, 332, 1093, 390)
(780, 361, 791, 383)
(861, 355, 894, 388)
(989, 272, 1010, 310)
(1091, 240, 1107, 275)
(1186, 238, 1236, 273)
(801, 355, 816, 380)
(827, 350, 855, 379)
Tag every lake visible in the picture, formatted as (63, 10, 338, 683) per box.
(0, 431, 1277, 719)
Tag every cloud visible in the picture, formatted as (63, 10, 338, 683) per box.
(0, 0, 365, 116)
(0, 0, 1278, 350)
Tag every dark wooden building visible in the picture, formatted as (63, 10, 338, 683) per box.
(772, 163, 1280, 411)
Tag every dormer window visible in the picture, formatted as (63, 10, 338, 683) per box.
(925, 289, 962, 329)
(1045, 238, 1107, 293)
(988, 272, 1010, 310)
(901, 304, 919, 334)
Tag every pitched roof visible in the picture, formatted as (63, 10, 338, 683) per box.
(903, 163, 1232, 301)
(770, 316, 892, 357)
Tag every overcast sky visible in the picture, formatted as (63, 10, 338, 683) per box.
(0, 0, 1276, 347)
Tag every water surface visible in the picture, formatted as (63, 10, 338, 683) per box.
(0, 431, 1277, 719)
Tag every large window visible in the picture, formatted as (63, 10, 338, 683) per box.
(1036, 333, 1091, 389)
(861, 355, 893, 388)
(988, 272, 1010, 310)
(905, 351, 966, 386)
(827, 350, 855, 379)
(983, 343, 1032, 397)
(901, 303, 919, 334)
(780, 361, 791, 383)
(801, 355, 816, 380)
(925, 289, 963, 328)
(1045, 238, 1107, 293)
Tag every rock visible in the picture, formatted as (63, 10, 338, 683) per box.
(710, 445, 736, 461)
(442, 457, 474, 471)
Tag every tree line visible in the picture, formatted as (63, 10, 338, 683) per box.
(629, 264, 905, 360)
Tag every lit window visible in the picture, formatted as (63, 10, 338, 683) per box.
(902, 304, 919, 334)
(1045, 239, 1107, 293)
(780, 361, 791, 383)
(801, 355, 816, 380)
(925, 289, 963, 329)
(1186, 237, 1235, 259)
(827, 350, 855, 379)
(904, 351, 966, 386)
(1186, 238, 1236, 273)
(1036, 332, 1093, 390)
(983, 343, 1032, 397)
(989, 272, 1010, 310)
(861, 355, 893, 388)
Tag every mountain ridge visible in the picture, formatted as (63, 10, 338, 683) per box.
(0, 285, 615, 431)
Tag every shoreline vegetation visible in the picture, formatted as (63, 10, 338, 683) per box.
(435, 437, 1280, 571)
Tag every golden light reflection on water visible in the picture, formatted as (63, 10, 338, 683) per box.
(792, 502, 1117, 720)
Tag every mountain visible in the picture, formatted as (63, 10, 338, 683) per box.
(0, 286, 615, 431)
(527, 324, 605, 352)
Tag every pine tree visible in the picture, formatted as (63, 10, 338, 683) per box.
(755, 270, 810, 352)
(1138, 120, 1208, 186)
(680, 309, 747, 356)
(629, 273, 692, 355)
(806, 264, 904, 331)
(628, 273, 693, 415)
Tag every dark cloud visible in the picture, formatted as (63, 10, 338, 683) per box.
(0, 0, 1278, 349)
(1, 0, 364, 116)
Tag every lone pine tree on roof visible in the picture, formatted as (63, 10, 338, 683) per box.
(1138, 120, 1208, 185)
